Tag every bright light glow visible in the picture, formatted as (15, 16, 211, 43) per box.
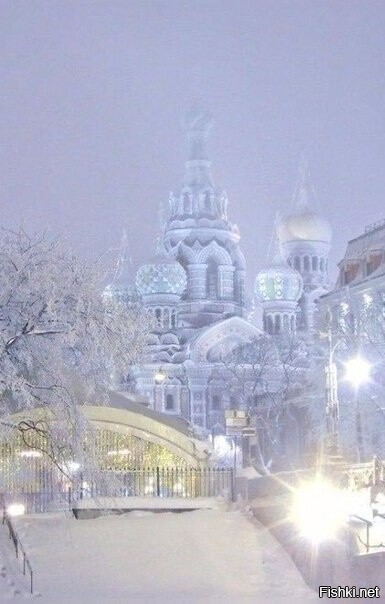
(67, 462, 80, 472)
(291, 480, 349, 543)
(154, 370, 166, 384)
(107, 449, 130, 456)
(214, 435, 233, 458)
(344, 357, 371, 388)
(18, 450, 43, 458)
(7, 503, 25, 517)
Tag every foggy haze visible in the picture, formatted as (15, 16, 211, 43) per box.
(1, 0, 385, 290)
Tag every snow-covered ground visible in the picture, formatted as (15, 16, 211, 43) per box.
(0, 501, 317, 603)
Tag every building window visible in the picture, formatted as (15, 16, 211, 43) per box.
(274, 314, 281, 334)
(294, 257, 300, 271)
(171, 309, 176, 328)
(207, 261, 218, 299)
(212, 395, 221, 410)
(312, 257, 318, 271)
(320, 258, 325, 272)
(366, 253, 382, 276)
(165, 394, 174, 410)
(304, 256, 310, 272)
(155, 307, 162, 326)
(183, 193, 191, 213)
(204, 192, 211, 212)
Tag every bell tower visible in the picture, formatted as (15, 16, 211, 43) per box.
(163, 109, 247, 328)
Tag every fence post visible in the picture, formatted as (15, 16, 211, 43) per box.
(30, 570, 33, 595)
(230, 467, 234, 502)
(156, 467, 161, 497)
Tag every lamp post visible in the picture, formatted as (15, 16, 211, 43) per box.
(323, 309, 372, 460)
(324, 309, 340, 456)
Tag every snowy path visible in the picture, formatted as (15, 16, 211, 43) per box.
(2, 505, 317, 603)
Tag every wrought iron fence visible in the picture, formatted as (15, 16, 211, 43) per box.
(2, 466, 234, 513)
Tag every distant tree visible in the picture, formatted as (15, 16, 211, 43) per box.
(211, 334, 307, 473)
(0, 228, 151, 476)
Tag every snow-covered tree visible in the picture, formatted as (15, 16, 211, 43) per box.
(211, 334, 307, 473)
(0, 228, 151, 475)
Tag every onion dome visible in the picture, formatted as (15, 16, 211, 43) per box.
(278, 156, 331, 245)
(278, 210, 332, 245)
(255, 240, 303, 303)
(136, 248, 187, 297)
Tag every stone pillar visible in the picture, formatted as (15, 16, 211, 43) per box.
(187, 263, 207, 299)
(218, 265, 235, 300)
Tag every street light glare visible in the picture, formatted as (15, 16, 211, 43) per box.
(291, 480, 349, 543)
(344, 357, 371, 388)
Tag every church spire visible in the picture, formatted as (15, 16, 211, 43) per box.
(182, 108, 214, 188)
(293, 154, 313, 211)
(112, 229, 132, 285)
(268, 214, 287, 266)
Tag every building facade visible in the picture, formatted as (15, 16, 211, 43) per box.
(110, 111, 333, 449)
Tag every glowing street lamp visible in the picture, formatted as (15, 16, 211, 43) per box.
(343, 357, 371, 389)
(154, 368, 167, 385)
(291, 479, 350, 543)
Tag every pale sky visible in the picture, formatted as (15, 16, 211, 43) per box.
(1, 1, 385, 290)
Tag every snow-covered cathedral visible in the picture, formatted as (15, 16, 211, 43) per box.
(108, 110, 332, 442)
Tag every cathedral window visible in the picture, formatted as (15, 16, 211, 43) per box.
(165, 394, 175, 410)
(207, 261, 218, 299)
(266, 315, 274, 335)
(183, 193, 191, 213)
(204, 192, 211, 212)
(155, 307, 162, 327)
(212, 394, 221, 410)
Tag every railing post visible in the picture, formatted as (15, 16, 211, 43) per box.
(30, 569, 33, 595)
(156, 467, 160, 497)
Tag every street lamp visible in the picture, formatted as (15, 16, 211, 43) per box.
(343, 357, 371, 389)
(154, 368, 167, 385)
(323, 310, 371, 457)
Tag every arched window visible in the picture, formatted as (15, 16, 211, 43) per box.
(204, 192, 211, 212)
(163, 308, 170, 329)
(274, 314, 281, 334)
(183, 193, 191, 213)
(206, 261, 218, 299)
(320, 258, 325, 272)
(266, 315, 274, 335)
(165, 394, 174, 410)
(212, 395, 221, 410)
(283, 314, 289, 332)
(304, 256, 310, 272)
(229, 395, 237, 408)
(171, 309, 176, 328)
(155, 308, 161, 326)
(312, 257, 318, 271)
(294, 257, 301, 271)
